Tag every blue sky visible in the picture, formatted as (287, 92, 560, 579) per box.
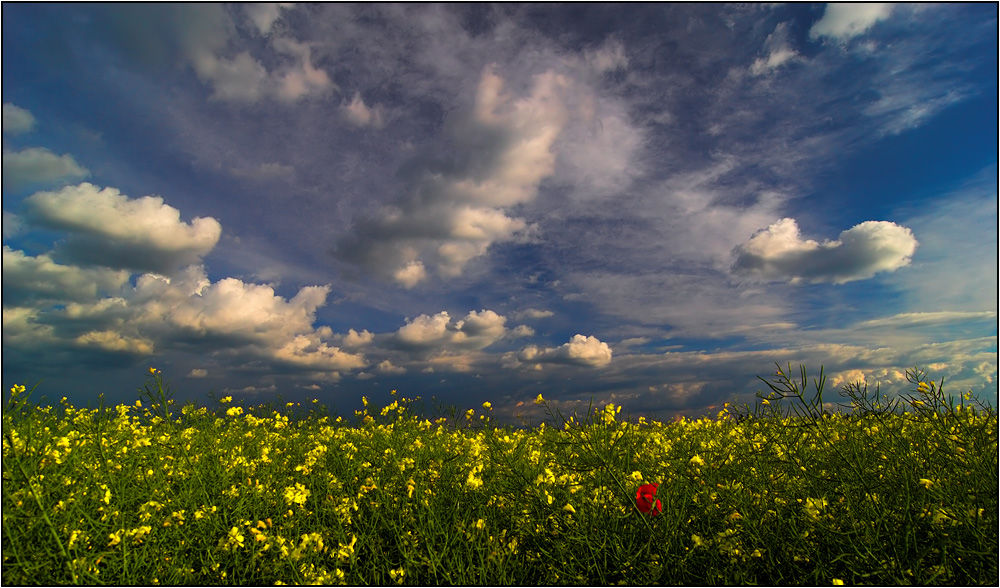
(2, 3, 996, 422)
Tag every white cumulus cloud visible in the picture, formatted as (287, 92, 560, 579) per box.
(392, 309, 510, 352)
(518, 334, 613, 368)
(2, 246, 130, 305)
(24, 183, 222, 274)
(3, 103, 36, 135)
(376, 360, 406, 375)
(2, 147, 89, 192)
(732, 217, 918, 284)
(342, 328, 375, 348)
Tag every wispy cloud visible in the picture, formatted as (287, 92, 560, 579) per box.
(810, 3, 895, 41)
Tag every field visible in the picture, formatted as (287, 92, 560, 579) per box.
(2, 365, 997, 585)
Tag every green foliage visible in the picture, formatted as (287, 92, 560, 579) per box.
(2, 366, 997, 585)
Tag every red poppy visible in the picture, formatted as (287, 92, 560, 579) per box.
(635, 483, 662, 516)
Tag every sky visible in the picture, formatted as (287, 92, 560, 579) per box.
(2, 3, 997, 423)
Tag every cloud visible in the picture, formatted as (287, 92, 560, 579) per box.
(271, 38, 334, 102)
(75, 330, 154, 355)
(341, 328, 375, 348)
(391, 309, 510, 352)
(552, 99, 644, 200)
(96, 4, 331, 103)
(3, 260, 366, 374)
(2, 212, 23, 239)
(342, 92, 385, 128)
(515, 308, 555, 320)
(376, 360, 406, 375)
(750, 47, 799, 76)
(2, 246, 130, 306)
(184, 35, 333, 104)
(190, 50, 268, 102)
(269, 333, 367, 372)
(584, 38, 628, 73)
(750, 23, 801, 76)
(393, 261, 427, 290)
(890, 168, 997, 313)
(334, 66, 570, 286)
(23, 183, 222, 274)
(732, 218, 918, 284)
(244, 3, 294, 37)
(3, 103, 36, 135)
(518, 334, 613, 368)
(230, 161, 295, 181)
(563, 268, 794, 339)
(810, 3, 894, 41)
(854, 311, 997, 330)
(188, 368, 208, 378)
(2, 147, 89, 192)
(864, 88, 966, 137)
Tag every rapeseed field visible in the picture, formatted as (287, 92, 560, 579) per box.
(2, 365, 996, 585)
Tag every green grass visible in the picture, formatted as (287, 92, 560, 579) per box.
(2, 366, 997, 585)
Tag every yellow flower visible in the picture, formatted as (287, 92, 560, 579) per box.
(689, 454, 705, 467)
(482, 401, 492, 410)
(804, 497, 827, 519)
(563, 503, 576, 514)
(918, 478, 933, 489)
(283, 483, 311, 506)
(148, 367, 159, 375)
(534, 394, 545, 405)
(389, 567, 405, 584)
(832, 580, 845, 586)
(226, 527, 245, 549)
(336, 535, 357, 561)
(219, 396, 232, 404)
(466, 467, 484, 490)
(68, 530, 84, 550)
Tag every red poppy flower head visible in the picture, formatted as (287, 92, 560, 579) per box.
(635, 483, 663, 516)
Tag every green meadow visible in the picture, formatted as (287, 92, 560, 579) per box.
(2, 365, 997, 585)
